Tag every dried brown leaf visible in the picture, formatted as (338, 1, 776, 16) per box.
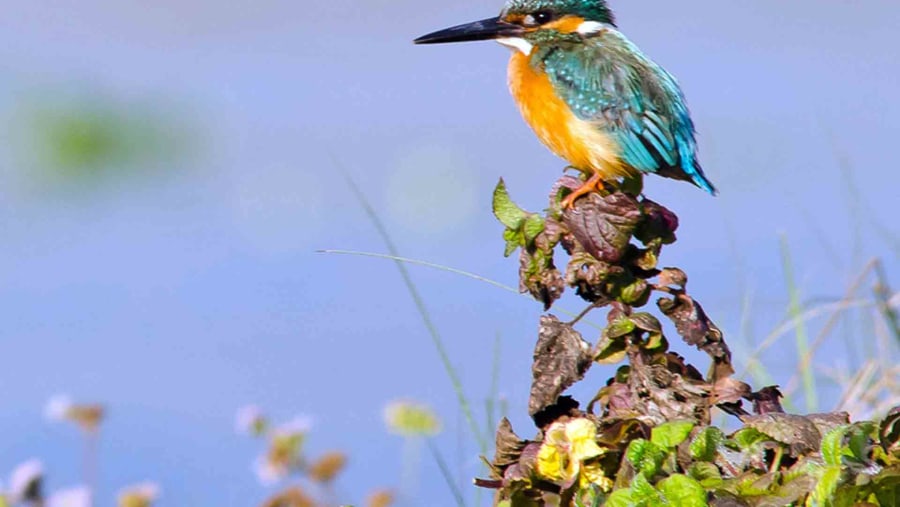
(657, 294, 734, 381)
(747, 386, 785, 415)
(806, 412, 850, 436)
(880, 405, 900, 454)
(519, 249, 565, 310)
(627, 351, 710, 426)
(630, 312, 662, 333)
(492, 418, 528, 476)
(596, 418, 651, 448)
(657, 267, 688, 291)
(591, 382, 636, 420)
(496, 442, 544, 493)
(711, 377, 753, 405)
(529, 316, 592, 417)
(663, 352, 705, 382)
(564, 252, 615, 303)
(742, 413, 821, 456)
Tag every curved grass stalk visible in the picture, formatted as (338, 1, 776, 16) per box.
(317, 250, 519, 295)
(341, 175, 487, 453)
(317, 250, 596, 329)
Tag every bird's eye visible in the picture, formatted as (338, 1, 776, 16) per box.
(523, 10, 554, 26)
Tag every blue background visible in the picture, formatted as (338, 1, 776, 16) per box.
(0, 0, 897, 505)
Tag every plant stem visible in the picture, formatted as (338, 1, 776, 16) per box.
(83, 430, 98, 507)
(779, 234, 817, 413)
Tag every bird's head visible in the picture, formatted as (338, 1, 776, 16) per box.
(414, 0, 615, 54)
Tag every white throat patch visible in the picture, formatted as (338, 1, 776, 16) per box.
(496, 37, 534, 55)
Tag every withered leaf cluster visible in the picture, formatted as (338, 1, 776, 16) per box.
(483, 177, 899, 506)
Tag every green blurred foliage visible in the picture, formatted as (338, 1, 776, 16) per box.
(11, 92, 200, 187)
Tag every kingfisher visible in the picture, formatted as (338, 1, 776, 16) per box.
(414, 0, 716, 207)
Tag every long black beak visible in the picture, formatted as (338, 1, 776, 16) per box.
(414, 16, 524, 44)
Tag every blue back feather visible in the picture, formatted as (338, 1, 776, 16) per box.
(537, 29, 716, 194)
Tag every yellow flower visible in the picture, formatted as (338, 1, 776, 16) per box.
(580, 462, 614, 491)
(255, 417, 311, 485)
(383, 400, 441, 437)
(117, 482, 159, 507)
(536, 418, 605, 487)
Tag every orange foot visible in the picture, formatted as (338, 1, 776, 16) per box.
(560, 172, 605, 209)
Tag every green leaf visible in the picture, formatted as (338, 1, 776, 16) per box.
(606, 317, 636, 338)
(618, 278, 650, 306)
(687, 462, 722, 488)
(847, 421, 877, 462)
(631, 472, 662, 505)
(492, 178, 528, 229)
(643, 332, 667, 352)
(873, 465, 900, 507)
(651, 420, 695, 449)
(821, 425, 850, 466)
(626, 439, 667, 477)
(657, 474, 708, 507)
(605, 489, 635, 507)
(732, 427, 771, 451)
(502, 228, 522, 257)
(595, 336, 628, 365)
(812, 465, 843, 504)
(690, 426, 725, 462)
(635, 246, 659, 271)
(522, 214, 545, 243)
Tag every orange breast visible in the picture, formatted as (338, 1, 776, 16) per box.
(507, 51, 633, 180)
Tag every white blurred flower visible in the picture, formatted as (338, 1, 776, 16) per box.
(47, 485, 91, 507)
(235, 405, 266, 435)
(253, 457, 287, 486)
(271, 415, 312, 438)
(43, 395, 104, 432)
(8, 459, 43, 502)
(44, 395, 73, 421)
(248, 415, 312, 486)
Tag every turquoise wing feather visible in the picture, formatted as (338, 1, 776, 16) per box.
(539, 31, 716, 194)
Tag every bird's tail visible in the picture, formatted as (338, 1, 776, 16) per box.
(687, 162, 717, 195)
